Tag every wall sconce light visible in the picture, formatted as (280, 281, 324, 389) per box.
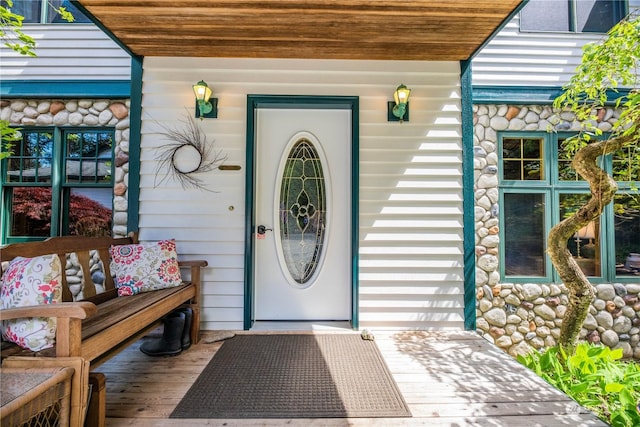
(388, 83, 411, 122)
(193, 80, 218, 119)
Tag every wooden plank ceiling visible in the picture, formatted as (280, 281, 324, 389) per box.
(76, 0, 524, 60)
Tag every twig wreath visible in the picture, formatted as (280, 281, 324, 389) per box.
(152, 112, 227, 191)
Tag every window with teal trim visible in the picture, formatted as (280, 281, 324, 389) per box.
(4, 0, 90, 24)
(2, 127, 114, 243)
(499, 132, 640, 282)
(520, 0, 625, 33)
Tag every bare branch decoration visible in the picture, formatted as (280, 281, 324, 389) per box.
(151, 112, 227, 191)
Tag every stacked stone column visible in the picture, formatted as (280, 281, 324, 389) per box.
(473, 104, 640, 359)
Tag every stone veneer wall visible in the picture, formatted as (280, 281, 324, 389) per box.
(473, 104, 640, 359)
(1, 98, 131, 238)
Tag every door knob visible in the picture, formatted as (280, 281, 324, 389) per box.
(257, 225, 273, 235)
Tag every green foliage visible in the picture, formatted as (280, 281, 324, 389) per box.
(0, 0, 35, 56)
(0, 120, 19, 160)
(518, 343, 640, 426)
(1, 0, 74, 56)
(55, 6, 74, 23)
(554, 10, 640, 153)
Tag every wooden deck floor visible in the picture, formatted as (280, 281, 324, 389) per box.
(96, 330, 607, 426)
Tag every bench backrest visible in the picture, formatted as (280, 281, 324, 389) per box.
(1, 233, 138, 302)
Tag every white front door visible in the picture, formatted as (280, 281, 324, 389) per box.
(254, 108, 351, 320)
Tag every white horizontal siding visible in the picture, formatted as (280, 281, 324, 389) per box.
(140, 57, 464, 331)
(473, 1, 640, 87)
(1, 25, 130, 80)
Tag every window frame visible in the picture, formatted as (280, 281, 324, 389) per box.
(1, 126, 115, 244)
(498, 131, 639, 284)
(5, 0, 91, 24)
(519, 0, 627, 34)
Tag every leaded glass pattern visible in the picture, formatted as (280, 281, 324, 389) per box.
(279, 138, 327, 285)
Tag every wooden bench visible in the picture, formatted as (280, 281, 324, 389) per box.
(0, 233, 207, 426)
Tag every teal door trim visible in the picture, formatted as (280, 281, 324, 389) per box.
(126, 56, 143, 233)
(461, 60, 477, 331)
(244, 95, 360, 330)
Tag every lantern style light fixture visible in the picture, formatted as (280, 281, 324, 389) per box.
(388, 83, 411, 122)
(193, 80, 218, 119)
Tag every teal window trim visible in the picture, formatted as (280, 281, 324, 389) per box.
(499, 188, 553, 283)
(553, 189, 607, 284)
(50, 127, 63, 237)
(498, 130, 639, 283)
(1, 126, 115, 244)
(472, 86, 630, 105)
(59, 127, 115, 235)
(1, 80, 131, 99)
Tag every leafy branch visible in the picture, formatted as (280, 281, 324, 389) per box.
(1, 0, 74, 57)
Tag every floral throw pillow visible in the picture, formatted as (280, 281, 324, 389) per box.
(0, 254, 63, 351)
(109, 239, 182, 296)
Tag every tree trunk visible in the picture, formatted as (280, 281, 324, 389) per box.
(548, 135, 630, 356)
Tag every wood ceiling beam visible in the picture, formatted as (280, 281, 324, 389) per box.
(77, 0, 524, 60)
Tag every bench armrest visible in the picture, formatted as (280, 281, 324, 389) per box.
(0, 301, 97, 358)
(0, 301, 97, 322)
(178, 260, 209, 268)
(178, 260, 208, 291)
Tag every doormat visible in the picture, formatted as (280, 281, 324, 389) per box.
(170, 334, 411, 419)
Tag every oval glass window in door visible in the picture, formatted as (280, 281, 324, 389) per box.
(278, 138, 327, 286)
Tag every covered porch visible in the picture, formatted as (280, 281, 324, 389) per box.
(97, 330, 605, 426)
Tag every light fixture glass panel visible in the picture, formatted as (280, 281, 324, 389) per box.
(192, 81, 212, 102)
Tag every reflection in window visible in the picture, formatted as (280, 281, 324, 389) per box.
(520, 0, 621, 33)
(10, 187, 52, 237)
(504, 193, 546, 276)
(560, 194, 601, 276)
(503, 137, 544, 180)
(65, 131, 113, 184)
(4, 0, 90, 24)
(614, 194, 640, 277)
(5, 130, 53, 183)
(612, 145, 640, 182)
(67, 188, 112, 237)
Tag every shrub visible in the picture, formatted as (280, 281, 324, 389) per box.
(518, 343, 640, 426)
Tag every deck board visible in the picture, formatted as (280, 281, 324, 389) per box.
(96, 330, 607, 426)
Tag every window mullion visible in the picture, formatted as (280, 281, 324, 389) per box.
(548, 190, 560, 282)
(40, 0, 48, 24)
(568, 0, 577, 32)
(602, 201, 614, 282)
(50, 128, 64, 236)
(546, 133, 557, 281)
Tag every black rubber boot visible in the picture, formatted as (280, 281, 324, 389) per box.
(180, 307, 193, 350)
(140, 311, 185, 356)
